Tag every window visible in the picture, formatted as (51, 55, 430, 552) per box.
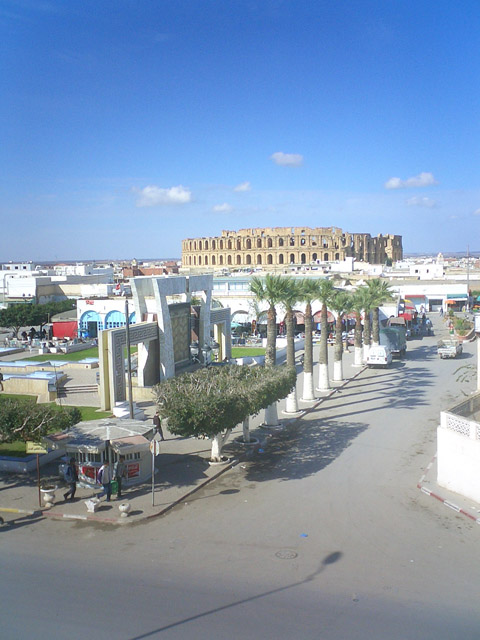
(237, 240, 242, 250)
(246, 254, 252, 264)
(267, 238, 273, 248)
(301, 253, 306, 264)
(279, 238, 284, 247)
(267, 254, 273, 264)
(236, 255, 241, 264)
(257, 254, 262, 264)
(219, 255, 224, 265)
(290, 253, 295, 263)
(246, 239, 252, 250)
(212, 256, 216, 265)
(279, 254, 284, 264)
(257, 238, 262, 248)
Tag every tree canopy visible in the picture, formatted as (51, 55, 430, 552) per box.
(0, 398, 81, 443)
(0, 300, 76, 337)
(153, 364, 296, 440)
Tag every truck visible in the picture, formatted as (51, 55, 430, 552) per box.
(379, 326, 407, 358)
(437, 339, 463, 359)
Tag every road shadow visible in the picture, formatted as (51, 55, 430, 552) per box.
(243, 417, 368, 483)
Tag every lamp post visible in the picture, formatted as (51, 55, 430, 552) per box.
(475, 314, 480, 392)
(125, 299, 134, 419)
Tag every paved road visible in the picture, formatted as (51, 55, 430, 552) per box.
(1, 315, 479, 639)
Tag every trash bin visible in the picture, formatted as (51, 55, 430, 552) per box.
(111, 480, 119, 495)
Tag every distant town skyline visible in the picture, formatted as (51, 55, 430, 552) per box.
(2, 1, 479, 261)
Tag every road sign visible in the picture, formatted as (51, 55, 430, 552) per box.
(149, 440, 161, 456)
(26, 441, 47, 454)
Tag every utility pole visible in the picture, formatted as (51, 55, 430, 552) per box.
(466, 245, 470, 312)
(125, 299, 134, 419)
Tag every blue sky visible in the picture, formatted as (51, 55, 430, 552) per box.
(1, 0, 479, 261)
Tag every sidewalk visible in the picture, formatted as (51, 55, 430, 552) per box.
(0, 348, 365, 526)
(2, 333, 479, 527)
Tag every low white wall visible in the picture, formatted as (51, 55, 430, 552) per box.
(0, 447, 65, 474)
(437, 425, 480, 503)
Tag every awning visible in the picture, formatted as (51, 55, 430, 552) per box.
(399, 312, 413, 321)
(282, 311, 305, 324)
(346, 311, 362, 320)
(313, 310, 335, 323)
(404, 294, 426, 299)
(447, 294, 467, 300)
(111, 435, 151, 454)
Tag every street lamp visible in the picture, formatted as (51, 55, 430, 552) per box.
(201, 343, 212, 366)
(189, 341, 200, 364)
(190, 339, 220, 367)
(211, 340, 220, 361)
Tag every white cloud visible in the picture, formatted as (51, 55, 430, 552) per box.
(270, 151, 304, 167)
(135, 185, 192, 207)
(473, 209, 480, 216)
(406, 196, 437, 208)
(384, 172, 438, 189)
(213, 203, 233, 213)
(234, 181, 251, 192)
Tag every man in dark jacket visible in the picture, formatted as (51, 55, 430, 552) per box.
(153, 411, 165, 440)
(63, 458, 78, 501)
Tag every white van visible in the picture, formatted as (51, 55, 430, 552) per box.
(366, 345, 393, 368)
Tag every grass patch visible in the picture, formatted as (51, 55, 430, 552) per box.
(0, 440, 28, 457)
(28, 347, 99, 362)
(231, 346, 266, 357)
(27, 345, 137, 362)
(77, 406, 112, 421)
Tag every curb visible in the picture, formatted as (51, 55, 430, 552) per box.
(417, 454, 480, 525)
(4, 459, 242, 526)
(0, 365, 368, 527)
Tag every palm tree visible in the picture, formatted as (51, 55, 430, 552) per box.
(350, 288, 367, 367)
(298, 279, 321, 401)
(249, 274, 290, 425)
(250, 275, 289, 367)
(365, 279, 394, 345)
(355, 286, 373, 361)
(315, 279, 335, 392)
(330, 289, 353, 382)
(278, 278, 302, 413)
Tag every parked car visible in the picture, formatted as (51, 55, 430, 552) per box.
(366, 345, 393, 368)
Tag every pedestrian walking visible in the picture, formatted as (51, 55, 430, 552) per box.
(98, 460, 113, 501)
(114, 455, 127, 498)
(153, 411, 165, 440)
(63, 457, 78, 501)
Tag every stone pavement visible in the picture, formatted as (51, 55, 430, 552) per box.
(1, 323, 479, 527)
(0, 347, 366, 526)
